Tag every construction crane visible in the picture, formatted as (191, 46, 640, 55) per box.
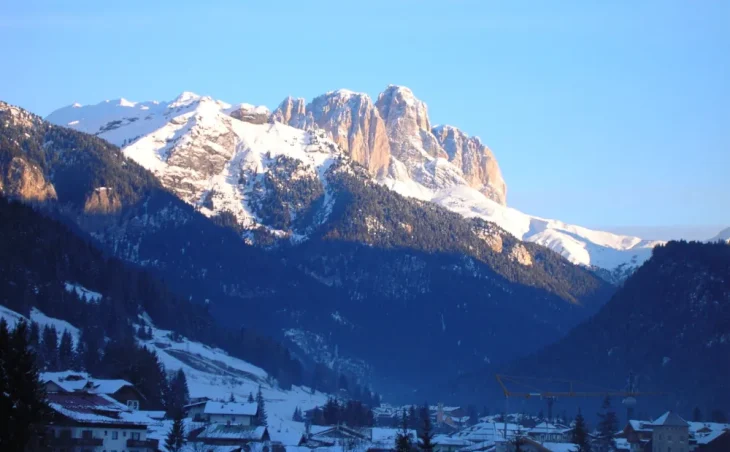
(495, 373, 665, 426)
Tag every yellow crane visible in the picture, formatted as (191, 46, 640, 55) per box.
(495, 373, 665, 422)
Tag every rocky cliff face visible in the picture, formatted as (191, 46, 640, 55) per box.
(273, 85, 508, 205)
(273, 91, 390, 177)
(433, 125, 506, 204)
(2, 157, 57, 202)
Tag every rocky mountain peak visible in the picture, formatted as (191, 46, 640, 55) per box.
(271, 96, 309, 129)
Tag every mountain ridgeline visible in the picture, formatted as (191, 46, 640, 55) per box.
(452, 240, 730, 416)
(1, 100, 615, 398)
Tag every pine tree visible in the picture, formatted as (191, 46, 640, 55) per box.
(255, 386, 268, 426)
(409, 405, 417, 429)
(1, 321, 49, 451)
(395, 411, 413, 452)
(293, 406, 304, 422)
(467, 404, 479, 426)
(167, 369, 189, 417)
(418, 405, 434, 452)
(692, 406, 702, 422)
(248, 392, 255, 403)
(229, 392, 236, 402)
(165, 415, 186, 452)
(323, 398, 340, 425)
(594, 397, 618, 452)
(58, 330, 74, 369)
(572, 409, 591, 452)
(41, 325, 59, 371)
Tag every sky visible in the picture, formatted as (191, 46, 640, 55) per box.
(1, 0, 728, 235)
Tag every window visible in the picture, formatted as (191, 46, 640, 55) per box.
(123, 431, 127, 437)
(127, 400, 140, 410)
(112, 431, 118, 440)
(105, 430, 108, 436)
(82, 430, 93, 439)
(131, 432, 140, 440)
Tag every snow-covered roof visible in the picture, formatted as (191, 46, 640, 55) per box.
(48, 392, 149, 426)
(432, 434, 472, 446)
(540, 442, 579, 452)
(652, 411, 688, 427)
(196, 424, 268, 440)
(529, 422, 572, 434)
(42, 371, 136, 396)
(203, 401, 258, 416)
(688, 421, 730, 444)
(370, 427, 417, 444)
(628, 419, 654, 432)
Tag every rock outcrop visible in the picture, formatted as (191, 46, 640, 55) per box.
(273, 91, 391, 176)
(433, 125, 506, 205)
(83, 187, 122, 214)
(2, 157, 57, 202)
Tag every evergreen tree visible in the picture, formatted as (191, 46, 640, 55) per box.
(594, 397, 618, 452)
(692, 406, 702, 422)
(467, 404, 479, 426)
(58, 330, 74, 369)
(248, 392, 255, 403)
(167, 369, 190, 418)
(409, 405, 417, 429)
(255, 386, 268, 426)
(293, 406, 304, 422)
(572, 409, 591, 452)
(229, 392, 236, 402)
(323, 398, 340, 425)
(1, 321, 49, 451)
(40, 325, 59, 370)
(165, 415, 186, 452)
(418, 405, 434, 452)
(395, 411, 413, 452)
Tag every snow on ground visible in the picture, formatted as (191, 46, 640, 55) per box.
(0, 305, 80, 345)
(64, 282, 102, 303)
(136, 317, 329, 446)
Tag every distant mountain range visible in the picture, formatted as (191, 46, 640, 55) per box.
(46, 87, 662, 279)
(2, 99, 615, 398)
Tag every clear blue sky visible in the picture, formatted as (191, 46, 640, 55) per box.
(1, 0, 728, 233)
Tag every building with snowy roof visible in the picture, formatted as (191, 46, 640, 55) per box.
(186, 400, 259, 425)
(45, 391, 157, 452)
(191, 424, 270, 448)
(42, 371, 147, 411)
(526, 422, 573, 443)
(651, 411, 689, 452)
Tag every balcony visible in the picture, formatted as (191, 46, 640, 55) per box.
(127, 438, 160, 449)
(48, 437, 104, 447)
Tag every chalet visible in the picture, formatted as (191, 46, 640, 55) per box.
(42, 371, 147, 411)
(45, 392, 157, 452)
(526, 422, 573, 443)
(187, 400, 259, 425)
(432, 434, 473, 452)
(495, 437, 578, 452)
(191, 424, 270, 449)
(299, 425, 369, 448)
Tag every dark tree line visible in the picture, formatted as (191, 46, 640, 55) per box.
(0, 319, 49, 452)
(310, 398, 375, 427)
(0, 196, 307, 390)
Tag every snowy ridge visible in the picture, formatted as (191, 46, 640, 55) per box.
(47, 91, 663, 274)
(0, 305, 80, 345)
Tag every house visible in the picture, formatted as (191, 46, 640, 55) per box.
(526, 422, 573, 443)
(432, 434, 473, 452)
(495, 437, 577, 452)
(42, 371, 147, 411)
(369, 427, 418, 450)
(189, 401, 259, 425)
(650, 411, 690, 452)
(191, 424, 270, 448)
(299, 424, 369, 448)
(45, 391, 157, 452)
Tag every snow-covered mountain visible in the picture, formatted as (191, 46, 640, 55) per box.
(46, 87, 662, 275)
(709, 226, 730, 243)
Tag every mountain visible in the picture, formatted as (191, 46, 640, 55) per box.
(709, 227, 730, 243)
(469, 240, 730, 415)
(46, 87, 661, 277)
(6, 99, 613, 397)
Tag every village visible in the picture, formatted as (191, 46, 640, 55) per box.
(39, 371, 730, 452)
